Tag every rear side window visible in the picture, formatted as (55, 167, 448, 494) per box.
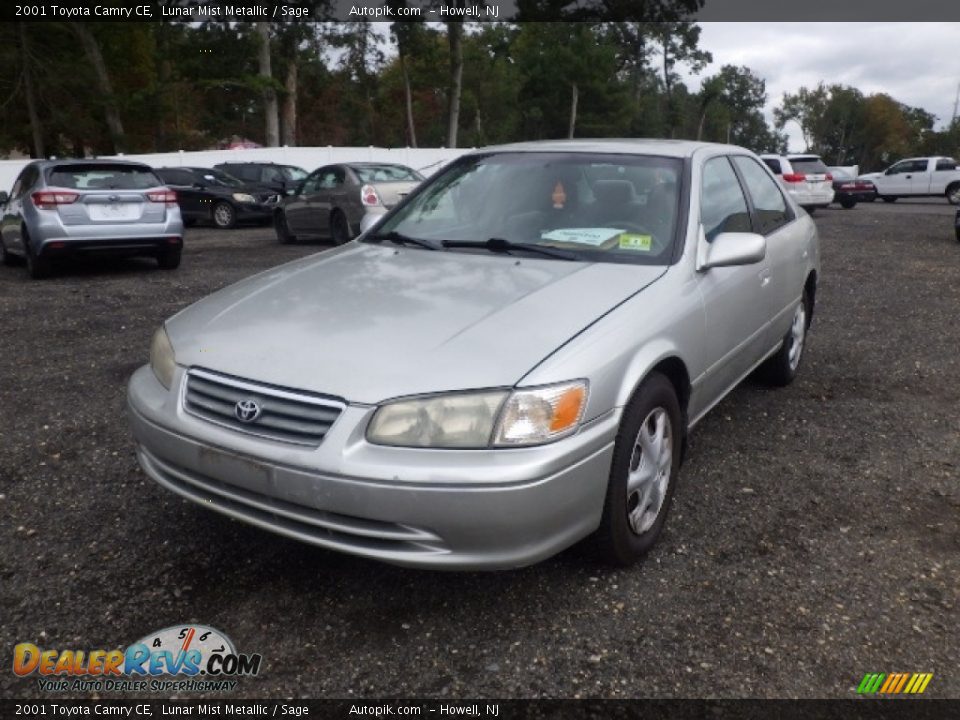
(732, 156, 790, 235)
(701, 157, 751, 242)
(935, 159, 957, 171)
(157, 169, 195, 186)
(787, 157, 829, 175)
(352, 165, 423, 183)
(762, 158, 782, 175)
(47, 164, 160, 190)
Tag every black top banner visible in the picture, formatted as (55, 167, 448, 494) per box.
(2, 0, 960, 22)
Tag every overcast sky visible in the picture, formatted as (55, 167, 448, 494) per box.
(680, 22, 960, 151)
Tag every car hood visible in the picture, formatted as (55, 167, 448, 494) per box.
(166, 243, 666, 403)
(858, 172, 882, 181)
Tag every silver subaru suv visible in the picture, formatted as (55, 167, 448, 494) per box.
(0, 159, 184, 279)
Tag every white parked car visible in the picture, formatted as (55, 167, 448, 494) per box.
(760, 154, 834, 213)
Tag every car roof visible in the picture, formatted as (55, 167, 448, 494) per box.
(468, 138, 744, 159)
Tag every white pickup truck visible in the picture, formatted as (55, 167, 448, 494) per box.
(859, 156, 960, 204)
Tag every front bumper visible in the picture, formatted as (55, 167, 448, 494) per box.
(234, 201, 277, 222)
(127, 366, 618, 570)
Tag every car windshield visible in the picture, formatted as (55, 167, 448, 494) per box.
(352, 165, 424, 183)
(197, 168, 243, 187)
(47, 164, 160, 190)
(369, 152, 683, 265)
(283, 166, 308, 181)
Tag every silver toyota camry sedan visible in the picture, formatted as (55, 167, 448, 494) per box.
(128, 140, 820, 570)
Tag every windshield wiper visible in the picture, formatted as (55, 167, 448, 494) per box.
(441, 237, 579, 261)
(369, 230, 440, 251)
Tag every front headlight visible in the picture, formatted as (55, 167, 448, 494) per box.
(149, 326, 176, 389)
(232, 192, 256, 203)
(367, 391, 508, 448)
(367, 380, 589, 449)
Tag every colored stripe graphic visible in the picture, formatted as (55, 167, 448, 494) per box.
(857, 673, 932, 694)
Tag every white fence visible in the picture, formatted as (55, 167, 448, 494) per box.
(0, 146, 471, 192)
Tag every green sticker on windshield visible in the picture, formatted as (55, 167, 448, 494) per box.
(618, 233, 652, 251)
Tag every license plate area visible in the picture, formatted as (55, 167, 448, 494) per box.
(88, 203, 140, 221)
(195, 445, 273, 496)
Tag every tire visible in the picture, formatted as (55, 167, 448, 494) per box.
(330, 210, 352, 245)
(274, 211, 296, 244)
(946, 183, 960, 206)
(212, 202, 237, 229)
(597, 372, 682, 566)
(840, 197, 857, 209)
(25, 234, 51, 280)
(761, 290, 810, 387)
(157, 249, 181, 270)
(881, 196, 897, 203)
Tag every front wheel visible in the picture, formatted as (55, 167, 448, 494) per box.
(212, 202, 237, 229)
(598, 372, 682, 566)
(761, 291, 810, 386)
(0, 236, 16, 266)
(946, 184, 960, 206)
(881, 196, 897, 203)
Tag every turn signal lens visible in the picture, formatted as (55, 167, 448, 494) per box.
(494, 381, 589, 446)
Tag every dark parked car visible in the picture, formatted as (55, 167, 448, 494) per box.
(213, 162, 308, 195)
(274, 163, 424, 245)
(0, 159, 183, 279)
(829, 168, 877, 208)
(155, 167, 279, 229)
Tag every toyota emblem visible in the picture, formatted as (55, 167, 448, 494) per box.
(235, 399, 262, 423)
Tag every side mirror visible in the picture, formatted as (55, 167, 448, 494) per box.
(0, 191, 8, 204)
(193, 182, 205, 190)
(884, 168, 895, 175)
(698, 232, 766, 271)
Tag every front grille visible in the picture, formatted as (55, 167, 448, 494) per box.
(184, 368, 344, 446)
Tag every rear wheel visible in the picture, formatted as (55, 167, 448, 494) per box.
(946, 183, 960, 206)
(761, 290, 810, 387)
(212, 202, 237, 229)
(840, 197, 857, 209)
(25, 234, 51, 280)
(598, 372, 682, 566)
(330, 210, 352, 245)
(274, 211, 296, 244)
(157, 249, 181, 270)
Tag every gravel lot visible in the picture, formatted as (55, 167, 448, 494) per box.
(1, 200, 958, 700)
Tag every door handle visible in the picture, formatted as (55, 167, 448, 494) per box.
(905, 175, 912, 179)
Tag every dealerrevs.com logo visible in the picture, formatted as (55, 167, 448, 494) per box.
(13, 624, 262, 693)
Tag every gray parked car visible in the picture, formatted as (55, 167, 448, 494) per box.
(273, 162, 423, 245)
(128, 140, 819, 570)
(0, 159, 183, 279)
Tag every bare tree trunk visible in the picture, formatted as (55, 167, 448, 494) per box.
(257, 23, 280, 147)
(696, 111, 706, 141)
(280, 60, 298, 146)
(445, 21, 463, 148)
(662, 44, 674, 138)
(72, 24, 125, 153)
(567, 83, 578, 139)
(18, 24, 44, 158)
(400, 53, 417, 148)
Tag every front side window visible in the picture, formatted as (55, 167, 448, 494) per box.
(318, 168, 344, 189)
(700, 157, 750, 242)
(369, 152, 684, 265)
(732, 156, 790, 235)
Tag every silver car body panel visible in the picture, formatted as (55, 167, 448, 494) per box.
(129, 139, 820, 569)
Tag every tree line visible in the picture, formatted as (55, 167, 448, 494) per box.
(2, 20, 957, 171)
